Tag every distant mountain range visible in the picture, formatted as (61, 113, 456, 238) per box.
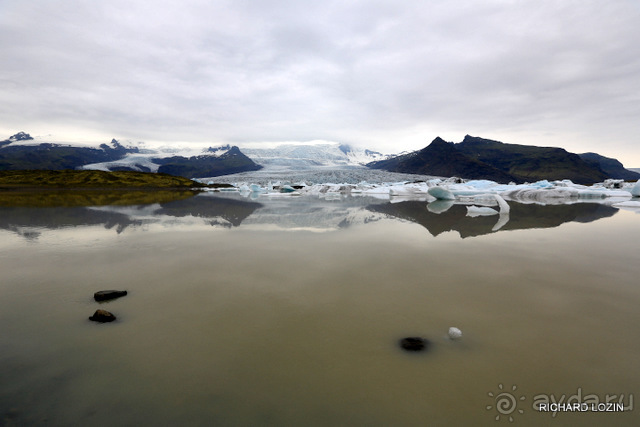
(368, 135, 639, 184)
(0, 133, 387, 178)
(0, 133, 261, 178)
(1, 132, 637, 183)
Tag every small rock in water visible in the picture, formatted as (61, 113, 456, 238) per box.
(89, 309, 116, 323)
(399, 337, 430, 352)
(94, 290, 127, 302)
(448, 327, 462, 340)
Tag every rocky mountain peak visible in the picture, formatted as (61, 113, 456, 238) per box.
(9, 132, 33, 141)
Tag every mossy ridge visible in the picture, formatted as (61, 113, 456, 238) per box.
(0, 170, 204, 188)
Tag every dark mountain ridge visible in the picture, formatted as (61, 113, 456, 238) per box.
(578, 152, 640, 181)
(155, 146, 262, 179)
(368, 137, 516, 183)
(455, 135, 609, 184)
(368, 135, 631, 184)
(0, 134, 139, 171)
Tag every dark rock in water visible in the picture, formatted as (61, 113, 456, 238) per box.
(399, 337, 429, 352)
(94, 290, 127, 302)
(89, 309, 116, 323)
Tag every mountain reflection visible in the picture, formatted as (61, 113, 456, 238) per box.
(0, 190, 621, 240)
(0, 191, 262, 238)
(367, 201, 618, 238)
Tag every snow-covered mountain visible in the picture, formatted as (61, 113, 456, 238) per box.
(82, 144, 261, 178)
(240, 143, 391, 170)
(82, 144, 233, 173)
(0, 132, 260, 178)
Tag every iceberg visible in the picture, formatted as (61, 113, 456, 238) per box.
(466, 194, 509, 217)
(427, 186, 456, 200)
(280, 185, 297, 193)
(631, 180, 640, 197)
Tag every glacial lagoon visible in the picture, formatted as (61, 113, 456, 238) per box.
(1, 190, 639, 426)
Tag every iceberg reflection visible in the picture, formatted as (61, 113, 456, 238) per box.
(0, 190, 622, 240)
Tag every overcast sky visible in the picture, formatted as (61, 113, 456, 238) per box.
(1, 0, 639, 165)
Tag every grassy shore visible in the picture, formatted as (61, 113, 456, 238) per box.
(0, 170, 205, 207)
(0, 169, 204, 189)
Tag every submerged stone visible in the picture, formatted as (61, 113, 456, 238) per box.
(89, 309, 116, 323)
(399, 337, 430, 352)
(94, 290, 128, 302)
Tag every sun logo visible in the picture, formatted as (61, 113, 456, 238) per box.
(486, 384, 526, 422)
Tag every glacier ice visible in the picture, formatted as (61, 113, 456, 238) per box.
(427, 186, 456, 200)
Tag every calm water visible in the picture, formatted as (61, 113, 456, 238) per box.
(1, 191, 638, 426)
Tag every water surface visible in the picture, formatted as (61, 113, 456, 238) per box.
(1, 192, 638, 426)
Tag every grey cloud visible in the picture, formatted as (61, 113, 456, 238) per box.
(1, 0, 639, 164)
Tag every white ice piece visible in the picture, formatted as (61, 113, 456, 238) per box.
(448, 327, 462, 340)
(631, 180, 640, 197)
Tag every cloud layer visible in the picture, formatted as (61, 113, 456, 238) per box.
(1, 0, 639, 164)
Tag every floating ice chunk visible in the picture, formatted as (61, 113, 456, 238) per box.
(631, 180, 640, 197)
(530, 180, 553, 188)
(462, 180, 498, 190)
(466, 205, 499, 217)
(427, 186, 455, 200)
(280, 185, 296, 193)
(389, 185, 426, 196)
(448, 327, 462, 340)
(363, 186, 392, 195)
(465, 194, 509, 217)
(249, 184, 264, 193)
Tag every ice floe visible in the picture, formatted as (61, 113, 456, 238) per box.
(201, 176, 636, 207)
(631, 180, 640, 197)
